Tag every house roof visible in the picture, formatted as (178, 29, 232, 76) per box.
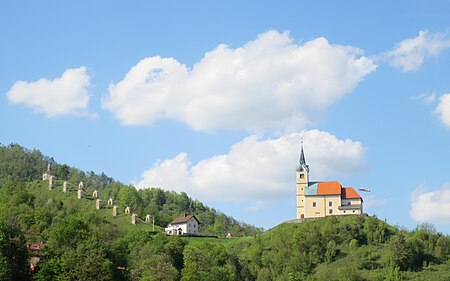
(170, 214, 200, 225)
(317, 181, 342, 195)
(305, 181, 342, 196)
(342, 187, 362, 200)
(304, 182, 363, 201)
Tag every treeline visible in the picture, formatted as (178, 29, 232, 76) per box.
(234, 216, 450, 280)
(1, 211, 449, 280)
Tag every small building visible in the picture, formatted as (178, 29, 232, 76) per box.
(165, 214, 200, 235)
(42, 164, 55, 181)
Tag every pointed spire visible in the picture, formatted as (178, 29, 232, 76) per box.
(299, 141, 306, 166)
(297, 140, 309, 172)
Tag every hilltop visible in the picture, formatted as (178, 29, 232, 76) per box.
(0, 143, 449, 280)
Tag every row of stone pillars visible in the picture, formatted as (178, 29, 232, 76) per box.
(46, 178, 154, 227)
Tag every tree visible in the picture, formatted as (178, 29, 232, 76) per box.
(133, 254, 178, 281)
(435, 236, 450, 261)
(55, 164, 70, 180)
(181, 243, 231, 281)
(45, 215, 90, 251)
(0, 219, 29, 281)
(117, 185, 143, 211)
(389, 233, 414, 270)
(166, 235, 186, 271)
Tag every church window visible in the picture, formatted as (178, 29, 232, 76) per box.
(300, 174, 304, 179)
(329, 209, 333, 214)
(312, 202, 317, 207)
(329, 201, 332, 207)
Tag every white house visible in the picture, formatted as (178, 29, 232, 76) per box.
(165, 215, 200, 235)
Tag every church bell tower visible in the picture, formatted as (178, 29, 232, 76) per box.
(296, 142, 309, 219)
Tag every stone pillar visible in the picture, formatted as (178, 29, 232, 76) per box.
(107, 198, 113, 206)
(63, 181, 68, 193)
(145, 214, 151, 222)
(48, 176, 54, 190)
(96, 199, 102, 210)
(92, 190, 98, 198)
(112, 206, 118, 217)
(77, 189, 83, 199)
(125, 206, 131, 215)
(131, 213, 136, 225)
(78, 181, 84, 190)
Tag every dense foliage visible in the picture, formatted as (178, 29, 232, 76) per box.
(0, 144, 449, 280)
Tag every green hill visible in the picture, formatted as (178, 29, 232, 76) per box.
(0, 143, 449, 280)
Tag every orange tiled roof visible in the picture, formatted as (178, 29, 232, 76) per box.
(317, 181, 342, 195)
(342, 187, 361, 199)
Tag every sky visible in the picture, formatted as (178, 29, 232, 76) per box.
(1, 0, 450, 233)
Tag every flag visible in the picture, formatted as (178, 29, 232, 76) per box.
(358, 188, 371, 192)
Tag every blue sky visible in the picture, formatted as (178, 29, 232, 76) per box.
(1, 0, 450, 233)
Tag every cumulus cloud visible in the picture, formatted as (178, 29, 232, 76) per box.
(410, 184, 450, 223)
(384, 30, 450, 71)
(135, 130, 367, 203)
(435, 93, 450, 128)
(7, 67, 94, 117)
(103, 30, 376, 133)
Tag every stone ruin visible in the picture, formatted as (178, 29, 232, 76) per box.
(78, 181, 84, 190)
(92, 190, 98, 198)
(63, 181, 68, 193)
(125, 206, 131, 215)
(107, 198, 113, 206)
(131, 213, 136, 225)
(112, 206, 118, 217)
(48, 176, 55, 190)
(96, 199, 102, 210)
(145, 214, 151, 222)
(77, 189, 83, 199)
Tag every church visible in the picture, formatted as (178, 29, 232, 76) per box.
(296, 144, 363, 220)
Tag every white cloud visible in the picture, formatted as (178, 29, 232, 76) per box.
(410, 184, 450, 224)
(410, 92, 436, 104)
(135, 130, 367, 203)
(384, 30, 450, 71)
(363, 195, 387, 209)
(435, 93, 450, 128)
(7, 67, 94, 117)
(103, 30, 376, 134)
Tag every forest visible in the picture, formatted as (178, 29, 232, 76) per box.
(0, 143, 449, 280)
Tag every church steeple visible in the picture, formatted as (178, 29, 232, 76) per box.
(296, 141, 309, 172)
(296, 141, 309, 220)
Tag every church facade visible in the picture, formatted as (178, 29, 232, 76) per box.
(296, 145, 363, 219)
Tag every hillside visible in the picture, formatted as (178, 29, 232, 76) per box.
(0, 143, 262, 238)
(0, 143, 449, 280)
